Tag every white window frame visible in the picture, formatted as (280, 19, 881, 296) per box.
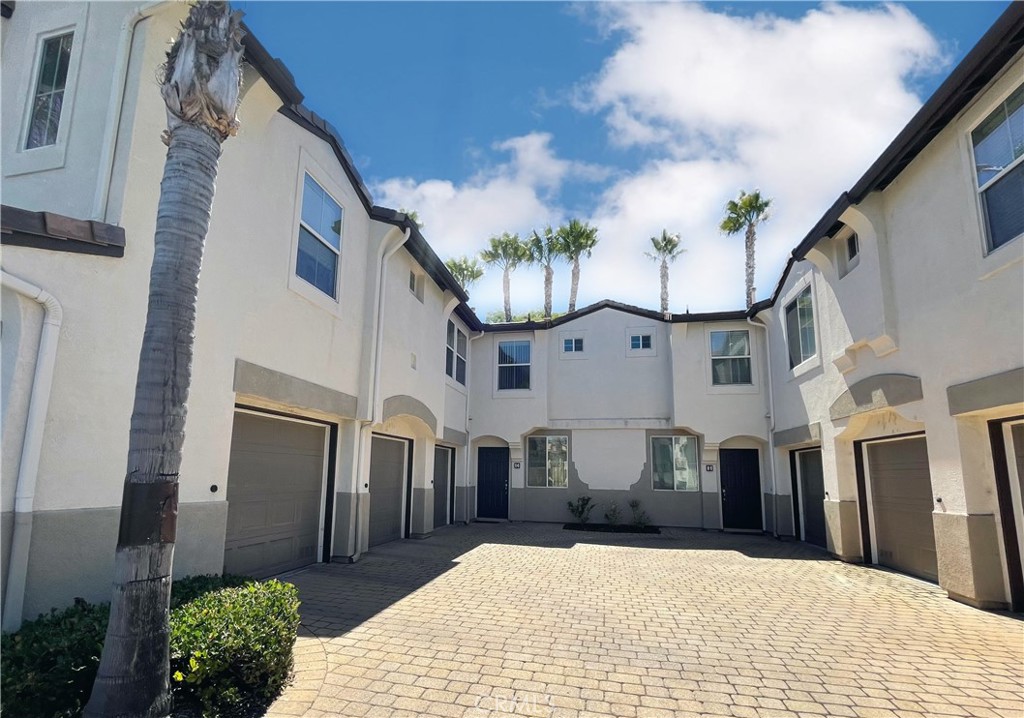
(495, 337, 532, 393)
(288, 153, 349, 313)
(558, 331, 587, 361)
(837, 229, 860, 278)
(409, 269, 424, 302)
(650, 435, 700, 492)
(526, 435, 569, 488)
(967, 80, 1024, 256)
(625, 327, 657, 357)
(446, 319, 467, 386)
(708, 328, 754, 389)
(4, 8, 87, 178)
(783, 281, 819, 375)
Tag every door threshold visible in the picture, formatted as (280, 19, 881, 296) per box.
(475, 518, 509, 523)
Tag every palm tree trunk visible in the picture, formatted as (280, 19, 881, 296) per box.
(660, 258, 669, 315)
(84, 122, 221, 718)
(568, 258, 580, 313)
(543, 265, 553, 319)
(503, 267, 512, 322)
(745, 223, 756, 308)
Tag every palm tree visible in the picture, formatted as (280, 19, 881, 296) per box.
(480, 232, 529, 322)
(720, 189, 771, 308)
(645, 230, 685, 316)
(445, 255, 484, 290)
(557, 218, 599, 313)
(527, 226, 563, 319)
(399, 208, 423, 229)
(84, 4, 244, 717)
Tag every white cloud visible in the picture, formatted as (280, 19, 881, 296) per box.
(375, 3, 945, 315)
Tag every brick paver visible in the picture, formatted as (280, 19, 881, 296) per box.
(265, 523, 1024, 718)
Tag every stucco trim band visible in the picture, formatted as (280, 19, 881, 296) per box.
(233, 359, 357, 419)
(382, 395, 437, 433)
(829, 373, 923, 421)
(773, 422, 821, 447)
(442, 426, 468, 446)
(946, 367, 1024, 416)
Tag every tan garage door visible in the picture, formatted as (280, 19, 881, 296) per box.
(224, 412, 326, 578)
(369, 435, 407, 547)
(867, 437, 938, 582)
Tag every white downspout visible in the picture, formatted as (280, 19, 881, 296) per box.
(463, 329, 484, 524)
(92, 1, 167, 223)
(349, 227, 410, 557)
(748, 315, 778, 538)
(2, 271, 63, 632)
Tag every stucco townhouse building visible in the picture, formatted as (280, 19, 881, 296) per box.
(1, 1, 1022, 630)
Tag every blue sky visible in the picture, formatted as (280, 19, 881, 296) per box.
(238, 1, 1011, 315)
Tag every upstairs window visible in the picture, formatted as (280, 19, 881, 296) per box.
(839, 232, 860, 278)
(651, 436, 699, 491)
(296, 174, 342, 298)
(971, 83, 1023, 251)
(785, 286, 816, 369)
(630, 334, 652, 350)
(710, 330, 752, 385)
(563, 337, 583, 353)
(446, 320, 467, 385)
(527, 435, 568, 488)
(26, 32, 74, 150)
(497, 340, 530, 390)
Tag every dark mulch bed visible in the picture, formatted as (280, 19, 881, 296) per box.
(563, 523, 661, 534)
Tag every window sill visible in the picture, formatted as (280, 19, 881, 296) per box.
(788, 354, 821, 381)
(526, 485, 568, 489)
(706, 382, 760, 396)
(287, 273, 342, 315)
(3, 143, 68, 178)
(979, 234, 1023, 281)
(445, 375, 468, 395)
(493, 388, 534, 399)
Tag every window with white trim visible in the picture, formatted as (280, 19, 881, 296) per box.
(971, 83, 1023, 252)
(838, 231, 860, 277)
(651, 436, 699, 491)
(562, 337, 583, 353)
(630, 334, 652, 350)
(527, 435, 568, 488)
(296, 174, 342, 298)
(26, 32, 74, 150)
(446, 320, 467, 385)
(710, 330, 751, 385)
(497, 340, 530, 390)
(785, 286, 816, 368)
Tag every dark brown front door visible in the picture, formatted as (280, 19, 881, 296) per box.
(433, 446, 453, 528)
(477, 447, 509, 519)
(721, 449, 763, 531)
(797, 449, 827, 548)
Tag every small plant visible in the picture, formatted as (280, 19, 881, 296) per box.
(567, 496, 595, 524)
(628, 499, 651, 528)
(604, 502, 621, 525)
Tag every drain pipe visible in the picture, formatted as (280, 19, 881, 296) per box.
(92, 1, 167, 222)
(748, 315, 779, 538)
(349, 227, 410, 557)
(462, 329, 484, 524)
(2, 271, 63, 632)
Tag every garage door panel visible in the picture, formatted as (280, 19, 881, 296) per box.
(225, 413, 326, 578)
(369, 436, 406, 547)
(867, 437, 938, 582)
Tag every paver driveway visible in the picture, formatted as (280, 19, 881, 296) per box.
(266, 523, 1023, 718)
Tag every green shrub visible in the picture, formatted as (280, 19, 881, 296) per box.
(0, 575, 297, 718)
(170, 573, 253, 609)
(170, 579, 300, 718)
(628, 499, 651, 528)
(604, 502, 621, 525)
(0, 598, 109, 718)
(566, 495, 595, 524)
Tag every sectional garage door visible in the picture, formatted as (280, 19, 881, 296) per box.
(369, 436, 407, 547)
(224, 412, 326, 578)
(866, 437, 938, 582)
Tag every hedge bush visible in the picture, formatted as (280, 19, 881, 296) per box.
(0, 598, 109, 718)
(170, 580, 300, 717)
(0, 575, 299, 718)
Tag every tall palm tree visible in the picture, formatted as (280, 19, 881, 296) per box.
(557, 218, 599, 313)
(719, 189, 771, 308)
(445, 255, 484, 290)
(527, 226, 563, 319)
(480, 232, 529, 322)
(84, 4, 244, 717)
(645, 230, 685, 316)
